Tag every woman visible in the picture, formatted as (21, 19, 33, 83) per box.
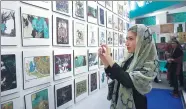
(167, 38, 183, 97)
(98, 24, 158, 109)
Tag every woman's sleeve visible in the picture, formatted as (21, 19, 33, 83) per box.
(104, 63, 134, 88)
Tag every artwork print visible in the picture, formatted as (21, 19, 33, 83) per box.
(55, 1, 69, 14)
(118, 18, 123, 32)
(88, 25, 98, 46)
(22, 13, 49, 38)
(90, 73, 97, 92)
(113, 32, 118, 46)
(1, 101, 13, 109)
(106, 1, 112, 10)
(1, 8, 16, 37)
(114, 49, 118, 61)
(74, 22, 85, 46)
(31, 89, 49, 109)
(99, 8, 104, 25)
(118, 4, 123, 16)
(113, 16, 118, 30)
(24, 56, 50, 81)
(88, 53, 98, 67)
(73, 1, 85, 19)
(55, 54, 71, 75)
(56, 17, 69, 44)
(106, 11, 112, 28)
(99, 29, 106, 46)
(1, 54, 17, 92)
(107, 31, 113, 45)
(160, 24, 174, 33)
(76, 80, 87, 97)
(118, 48, 124, 61)
(87, 5, 97, 23)
(57, 85, 72, 107)
(74, 55, 86, 68)
(119, 34, 124, 46)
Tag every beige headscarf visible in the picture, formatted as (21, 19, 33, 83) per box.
(110, 24, 158, 109)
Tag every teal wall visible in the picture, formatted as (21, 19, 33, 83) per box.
(167, 12, 186, 23)
(135, 16, 156, 26)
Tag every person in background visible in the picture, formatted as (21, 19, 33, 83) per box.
(98, 24, 158, 109)
(167, 38, 183, 97)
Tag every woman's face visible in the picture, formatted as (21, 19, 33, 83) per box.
(171, 42, 177, 49)
(126, 31, 137, 53)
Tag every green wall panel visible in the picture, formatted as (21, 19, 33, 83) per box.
(167, 12, 186, 23)
(135, 16, 156, 26)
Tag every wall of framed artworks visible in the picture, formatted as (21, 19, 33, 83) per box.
(1, 1, 130, 109)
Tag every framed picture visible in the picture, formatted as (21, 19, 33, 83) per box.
(87, 1, 97, 24)
(53, 49, 73, 81)
(118, 18, 123, 32)
(107, 29, 113, 46)
(112, 1, 118, 14)
(105, 1, 112, 11)
(113, 32, 119, 46)
(118, 1, 123, 17)
(98, 6, 106, 27)
(160, 24, 174, 33)
(113, 15, 118, 31)
(24, 86, 54, 109)
(1, 1, 19, 45)
(52, 1, 72, 16)
(1, 51, 21, 96)
(23, 50, 52, 89)
(98, 1, 105, 7)
(20, 6, 51, 46)
(174, 22, 186, 33)
(87, 24, 98, 47)
(72, 1, 86, 21)
(106, 10, 113, 29)
(123, 21, 126, 32)
(1, 97, 20, 109)
(89, 71, 98, 94)
(99, 27, 106, 46)
(118, 48, 124, 63)
(88, 48, 98, 71)
(73, 49, 88, 75)
(73, 20, 87, 46)
(119, 33, 124, 46)
(54, 80, 74, 109)
(99, 69, 107, 89)
(21, 1, 51, 9)
(74, 75, 88, 103)
(114, 48, 118, 62)
(53, 14, 72, 46)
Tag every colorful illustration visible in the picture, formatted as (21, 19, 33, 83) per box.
(76, 80, 87, 97)
(74, 1, 84, 18)
(31, 89, 49, 109)
(56, 17, 69, 44)
(1, 101, 13, 109)
(74, 22, 85, 46)
(1, 54, 17, 92)
(74, 55, 86, 68)
(22, 14, 49, 38)
(57, 85, 72, 107)
(55, 54, 71, 75)
(56, 1, 69, 13)
(1, 8, 16, 37)
(91, 73, 97, 92)
(24, 56, 50, 81)
(88, 53, 98, 67)
(88, 6, 97, 18)
(99, 8, 104, 25)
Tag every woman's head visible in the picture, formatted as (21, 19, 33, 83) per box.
(170, 38, 179, 49)
(126, 25, 137, 53)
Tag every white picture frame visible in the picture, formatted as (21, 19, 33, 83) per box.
(118, 48, 125, 63)
(52, 1, 72, 16)
(118, 1, 124, 17)
(74, 75, 88, 103)
(1, 50, 21, 96)
(118, 18, 124, 32)
(73, 49, 88, 75)
(113, 15, 118, 31)
(87, 1, 98, 24)
(88, 48, 98, 71)
(106, 10, 113, 29)
(1, 1, 19, 46)
(54, 80, 74, 109)
(1, 97, 20, 109)
(114, 48, 119, 62)
(105, 1, 112, 11)
(98, 5, 106, 27)
(99, 69, 107, 89)
(21, 1, 51, 9)
(89, 71, 99, 94)
(73, 20, 87, 47)
(53, 13, 72, 47)
(119, 33, 124, 46)
(53, 49, 73, 81)
(112, 1, 118, 14)
(113, 32, 119, 46)
(99, 27, 106, 46)
(24, 86, 54, 109)
(107, 29, 113, 46)
(20, 5, 52, 46)
(87, 24, 98, 47)
(23, 50, 52, 89)
(72, 1, 86, 21)
(98, 1, 105, 7)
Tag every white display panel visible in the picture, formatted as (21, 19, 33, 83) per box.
(21, 1, 51, 9)
(23, 50, 53, 89)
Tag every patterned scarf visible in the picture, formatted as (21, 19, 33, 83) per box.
(110, 24, 159, 109)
